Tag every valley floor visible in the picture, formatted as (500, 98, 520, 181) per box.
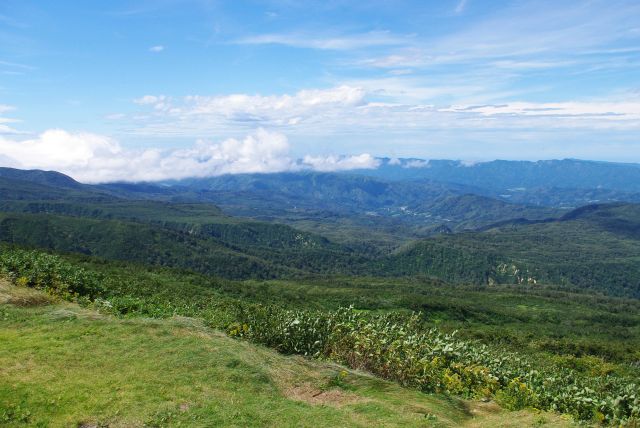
(0, 280, 573, 428)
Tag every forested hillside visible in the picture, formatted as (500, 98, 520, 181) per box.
(1, 168, 639, 296)
(376, 203, 640, 297)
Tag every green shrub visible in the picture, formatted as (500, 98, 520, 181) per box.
(1, 246, 637, 424)
(230, 304, 639, 424)
(0, 247, 105, 300)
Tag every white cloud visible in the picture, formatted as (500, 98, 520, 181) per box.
(459, 159, 479, 167)
(403, 159, 429, 168)
(0, 128, 380, 183)
(0, 124, 22, 134)
(388, 69, 413, 76)
(128, 86, 368, 134)
(301, 153, 380, 172)
(134, 95, 164, 105)
(359, 1, 640, 72)
(0, 129, 123, 173)
(125, 85, 640, 140)
(387, 157, 401, 165)
(149, 45, 164, 52)
(182, 85, 366, 120)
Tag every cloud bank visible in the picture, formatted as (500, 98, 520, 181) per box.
(0, 128, 378, 183)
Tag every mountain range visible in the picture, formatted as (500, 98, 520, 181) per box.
(1, 159, 639, 297)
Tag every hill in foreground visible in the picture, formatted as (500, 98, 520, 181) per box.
(0, 280, 571, 427)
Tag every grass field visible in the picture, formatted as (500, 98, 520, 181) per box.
(0, 280, 574, 427)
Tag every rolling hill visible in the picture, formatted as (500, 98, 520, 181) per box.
(0, 167, 564, 242)
(2, 167, 640, 297)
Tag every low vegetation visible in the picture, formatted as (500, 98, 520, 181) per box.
(5, 283, 551, 427)
(1, 247, 638, 425)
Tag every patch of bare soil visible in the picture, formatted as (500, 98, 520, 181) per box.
(464, 399, 503, 417)
(271, 362, 366, 407)
(283, 383, 363, 407)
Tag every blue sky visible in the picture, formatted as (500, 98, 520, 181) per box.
(1, 0, 639, 182)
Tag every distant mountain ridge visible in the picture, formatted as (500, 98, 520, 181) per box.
(3, 162, 640, 243)
(0, 167, 84, 189)
(350, 158, 640, 193)
(0, 166, 639, 296)
(0, 166, 564, 240)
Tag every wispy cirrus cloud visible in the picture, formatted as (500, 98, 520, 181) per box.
(0, 60, 34, 70)
(0, 59, 35, 76)
(124, 85, 640, 141)
(454, 0, 467, 14)
(442, 101, 640, 120)
(359, 0, 640, 73)
(234, 31, 410, 50)
(0, 104, 22, 134)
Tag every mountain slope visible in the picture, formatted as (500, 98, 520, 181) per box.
(375, 203, 640, 297)
(0, 167, 84, 189)
(171, 172, 562, 235)
(0, 167, 565, 245)
(0, 211, 374, 278)
(0, 212, 292, 279)
(2, 281, 572, 427)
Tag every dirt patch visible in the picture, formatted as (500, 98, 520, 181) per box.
(283, 383, 363, 407)
(464, 400, 503, 417)
(268, 358, 368, 407)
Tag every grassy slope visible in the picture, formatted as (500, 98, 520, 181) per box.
(0, 281, 572, 428)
